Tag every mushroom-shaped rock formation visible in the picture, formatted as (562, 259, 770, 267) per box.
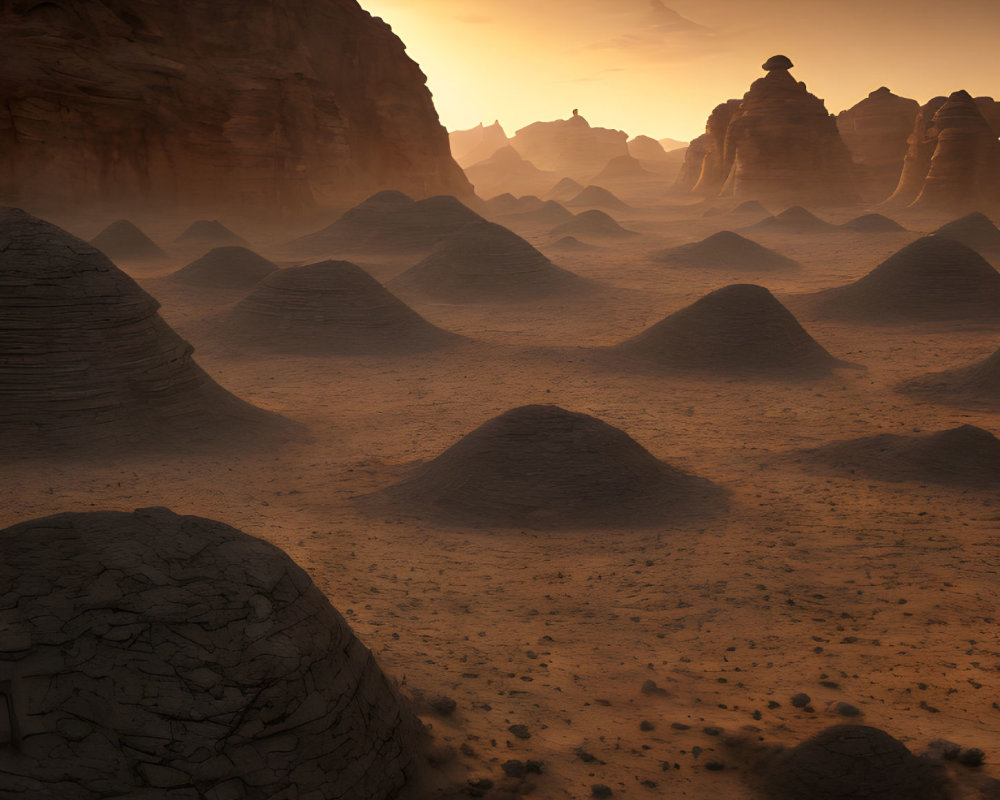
(762, 54, 794, 71)
(390, 221, 593, 303)
(749, 206, 838, 234)
(761, 725, 949, 800)
(651, 231, 801, 271)
(89, 219, 169, 262)
(612, 284, 842, 378)
(798, 425, 1000, 486)
(361, 405, 724, 528)
(931, 212, 1000, 256)
(0, 507, 425, 799)
(551, 210, 638, 239)
(898, 346, 1000, 407)
(173, 219, 249, 248)
(811, 236, 1000, 322)
(840, 213, 907, 233)
(170, 246, 279, 290)
(565, 185, 631, 210)
(0, 207, 293, 454)
(224, 260, 458, 354)
(286, 192, 485, 257)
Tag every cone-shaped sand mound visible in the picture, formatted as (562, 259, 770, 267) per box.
(749, 206, 838, 233)
(798, 424, 1000, 486)
(932, 211, 1000, 255)
(811, 236, 1000, 321)
(287, 191, 484, 256)
(733, 200, 771, 216)
(500, 200, 575, 227)
(551, 209, 638, 239)
(173, 218, 248, 248)
(0, 207, 293, 453)
(651, 231, 801, 271)
(225, 259, 459, 353)
(170, 246, 278, 289)
(0, 507, 424, 799)
(566, 185, 630, 210)
(841, 213, 907, 233)
(898, 346, 1000, 407)
(361, 405, 724, 528)
(90, 219, 168, 262)
(761, 725, 948, 800)
(613, 284, 843, 377)
(390, 221, 594, 303)
(546, 177, 584, 201)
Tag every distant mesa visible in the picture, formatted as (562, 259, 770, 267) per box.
(651, 231, 801, 272)
(286, 191, 484, 257)
(463, 145, 556, 200)
(0, 207, 294, 453)
(659, 137, 689, 152)
(224, 260, 459, 354)
(898, 346, 1000, 408)
(840, 213, 907, 233)
(798, 425, 1000, 487)
(449, 120, 510, 168)
(170, 246, 279, 290)
(509, 111, 629, 181)
(360, 404, 725, 528)
(628, 135, 671, 162)
(566, 184, 631, 211)
(0, 507, 423, 798)
(173, 219, 249, 248)
(762, 725, 949, 800)
(546, 177, 585, 202)
(90, 219, 169, 262)
(749, 206, 839, 234)
(931, 211, 1000, 255)
(551, 209, 639, 239)
(811, 236, 1000, 321)
(611, 284, 843, 378)
(389, 221, 594, 303)
(590, 154, 655, 182)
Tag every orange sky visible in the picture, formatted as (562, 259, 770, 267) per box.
(361, 0, 1000, 142)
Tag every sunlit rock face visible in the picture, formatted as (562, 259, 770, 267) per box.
(837, 87, 920, 203)
(0, 0, 471, 220)
(674, 100, 741, 195)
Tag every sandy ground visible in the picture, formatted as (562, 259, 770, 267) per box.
(3, 198, 1000, 798)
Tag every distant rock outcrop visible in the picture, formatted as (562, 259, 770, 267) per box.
(0, 507, 424, 799)
(837, 88, 920, 202)
(674, 100, 741, 194)
(361, 404, 724, 528)
(170, 246, 278, 289)
(0, 0, 471, 219)
(449, 120, 510, 167)
(652, 231, 801, 271)
(90, 219, 169, 263)
(510, 111, 629, 181)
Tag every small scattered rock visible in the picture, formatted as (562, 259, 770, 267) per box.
(639, 720, 655, 732)
(502, 760, 526, 778)
(591, 785, 613, 798)
(642, 679, 669, 696)
(705, 761, 725, 771)
(431, 695, 457, 716)
(959, 748, 986, 767)
(791, 693, 810, 708)
(927, 739, 962, 760)
(834, 702, 860, 717)
(508, 724, 531, 740)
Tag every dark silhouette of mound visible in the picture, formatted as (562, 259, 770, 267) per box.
(500, 200, 575, 227)
(390, 221, 593, 303)
(932, 211, 1000, 255)
(733, 200, 772, 216)
(898, 346, 1000, 407)
(0, 507, 424, 799)
(549, 236, 599, 251)
(749, 206, 838, 233)
(170, 246, 278, 289)
(286, 191, 484, 256)
(90, 219, 168, 262)
(0, 207, 293, 454)
(841, 213, 907, 233)
(551, 209, 638, 239)
(612, 284, 842, 377)
(812, 236, 1000, 321)
(546, 177, 585, 201)
(361, 405, 724, 528)
(651, 231, 801, 271)
(566, 184, 631, 210)
(225, 260, 458, 353)
(761, 725, 948, 800)
(590, 154, 653, 181)
(174, 219, 248, 248)
(799, 425, 1000, 486)
(485, 193, 543, 217)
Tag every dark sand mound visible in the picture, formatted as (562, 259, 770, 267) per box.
(812, 236, 1000, 321)
(362, 404, 724, 528)
(0, 507, 424, 799)
(551, 209, 638, 239)
(90, 219, 168, 262)
(932, 211, 1000, 254)
(485, 193, 543, 217)
(500, 200, 574, 227)
(225, 260, 458, 354)
(590, 154, 653, 181)
(390, 221, 593, 303)
(170, 246, 278, 289)
(286, 191, 484, 256)
(612, 284, 842, 377)
(899, 346, 1000, 407)
(762, 725, 948, 800)
(565, 184, 631, 210)
(734, 200, 771, 216)
(174, 218, 248, 248)
(651, 231, 801, 271)
(798, 424, 1000, 486)
(0, 207, 293, 454)
(749, 205, 838, 233)
(546, 177, 584, 201)
(841, 213, 907, 233)
(549, 235, 599, 251)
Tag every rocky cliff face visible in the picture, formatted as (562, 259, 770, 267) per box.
(837, 87, 920, 203)
(674, 100, 741, 194)
(449, 121, 509, 168)
(0, 0, 471, 220)
(510, 112, 629, 181)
